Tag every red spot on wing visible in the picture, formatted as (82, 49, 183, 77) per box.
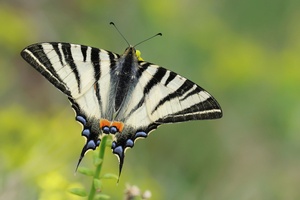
(112, 121, 124, 132)
(100, 119, 111, 128)
(100, 119, 124, 133)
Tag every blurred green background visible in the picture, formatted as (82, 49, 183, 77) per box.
(1, 0, 300, 199)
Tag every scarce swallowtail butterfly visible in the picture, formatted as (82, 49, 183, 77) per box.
(21, 28, 222, 179)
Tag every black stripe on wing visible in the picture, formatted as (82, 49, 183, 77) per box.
(151, 79, 195, 114)
(61, 43, 82, 94)
(52, 43, 64, 66)
(90, 47, 102, 113)
(123, 63, 166, 119)
(90, 48, 119, 116)
(144, 66, 167, 94)
(80, 45, 88, 62)
(138, 65, 167, 111)
(164, 71, 177, 86)
(157, 97, 222, 123)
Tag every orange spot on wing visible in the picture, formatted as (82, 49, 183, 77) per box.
(112, 121, 124, 132)
(100, 119, 111, 128)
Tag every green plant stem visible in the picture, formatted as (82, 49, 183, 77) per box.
(88, 136, 108, 200)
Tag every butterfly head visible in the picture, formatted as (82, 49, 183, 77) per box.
(123, 46, 144, 62)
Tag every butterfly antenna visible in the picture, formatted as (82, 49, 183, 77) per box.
(110, 22, 130, 46)
(133, 33, 162, 48)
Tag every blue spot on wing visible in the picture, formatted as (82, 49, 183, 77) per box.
(125, 139, 134, 148)
(110, 126, 117, 134)
(102, 126, 110, 134)
(113, 146, 124, 157)
(134, 131, 147, 139)
(76, 115, 86, 125)
(86, 140, 97, 150)
(82, 129, 91, 137)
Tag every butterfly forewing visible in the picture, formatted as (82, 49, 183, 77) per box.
(123, 62, 222, 124)
(21, 42, 222, 180)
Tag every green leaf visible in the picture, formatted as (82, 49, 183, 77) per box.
(93, 157, 103, 166)
(101, 173, 118, 180)
(68, 187, 87, 197)
(93, 178, 102, 190)
(94, 194, 111, 199)
(77, 167, 95, 176)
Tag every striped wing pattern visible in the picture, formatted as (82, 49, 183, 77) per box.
(21, 42, 222, 178)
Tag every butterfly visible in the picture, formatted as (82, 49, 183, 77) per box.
(21, 38, 222, 179)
